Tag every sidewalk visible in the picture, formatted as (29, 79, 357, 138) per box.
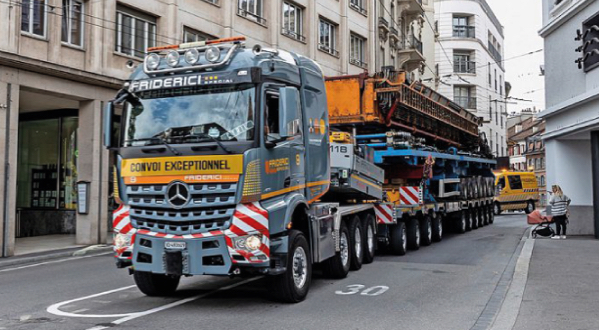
(513, 236, 599, 329)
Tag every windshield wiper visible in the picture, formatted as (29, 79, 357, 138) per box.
(125, 136, 181, 155)
(185, 133, 233, 154)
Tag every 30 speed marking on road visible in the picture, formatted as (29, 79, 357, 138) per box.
(335, 284, 389, 296)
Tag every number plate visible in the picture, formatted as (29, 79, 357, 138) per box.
(164, 241, 186, 249)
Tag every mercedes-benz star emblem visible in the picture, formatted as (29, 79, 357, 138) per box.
(166, 181, 190, 208)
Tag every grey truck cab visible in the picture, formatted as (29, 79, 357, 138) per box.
(104, 37, 333, 302)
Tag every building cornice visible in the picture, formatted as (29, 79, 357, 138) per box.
(539, 84, 599, 119)
(539, 0, 594, 37)
(0, 51, 124, 90)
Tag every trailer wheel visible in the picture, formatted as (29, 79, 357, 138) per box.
(407, 218, 421, 250)
(270, 230, 312, 303)
(482, 206, 489, 226)
(465, 209, 472, 231)
(349, 216, 364, 270)
(471, 208, 479, 230)
(420, 215, 432, 246)
(322, 222, 351, 279)
(133, 271, 180, 297)
(431, 213, 443, 242)
(389, 222, 407, 256)
(362, 214, 376, 264)
(525, 201, 535, 214)
(457, 210, 467, 234)
(488, 206, 495, 224)
(493, 202, 502, 215)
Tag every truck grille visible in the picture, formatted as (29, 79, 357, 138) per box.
(126, 183, 237, 235)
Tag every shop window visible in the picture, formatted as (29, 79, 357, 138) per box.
(17, 116, 78, 210)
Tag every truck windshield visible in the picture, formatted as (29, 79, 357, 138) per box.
(122, 84, 256, 147)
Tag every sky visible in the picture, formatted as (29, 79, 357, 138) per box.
(486, 0, 546, 114)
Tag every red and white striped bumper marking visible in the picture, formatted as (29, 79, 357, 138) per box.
(375, 204, 395, 224)
(112, 204, 135, 259)
(400, 187, 422, 206)
(225, 202, 270, 264)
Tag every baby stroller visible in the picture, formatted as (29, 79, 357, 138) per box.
(527, 210, 555, 238)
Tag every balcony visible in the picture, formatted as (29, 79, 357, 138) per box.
(237, 8, 267, 25)
(454, 60, 476, 74)
(281, 28, 306, 42)
(350, 58, 367, 68)
(318, 43, 340, 57)
(378, 17, 389, 31)
(397, 0, 424, 16)
(454, 96, 477, 109)
(390, 26, 400, 42)
(349, 1, 367, 15)
(453, 25, 475, 38)
(488, 42, 503, 69)
(397, 34, 425, 72)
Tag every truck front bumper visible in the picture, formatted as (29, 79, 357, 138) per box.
(132, 232, 269, 276)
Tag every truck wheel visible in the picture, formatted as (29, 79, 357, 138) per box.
(133, 271, 180, 297)
(420, 215, 432, 246)
(389, 222, 407, 256)
(270, 230, 312, 303)
(488, 206, 494, 224)
(471, 208, 479, 230)
(465, 209, 472, 231)
(407, 218, 421, 250)
(431, 213, 443, 242)
(457, 211, 467, 234)
(349, 216, 364, 270)
(525, 201, 535, 214)
(322, 223, 351, 279)
(362, 214, 376, 264)
(493, 202, 502, 215)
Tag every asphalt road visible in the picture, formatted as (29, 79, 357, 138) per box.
(0, 213, 528, 330)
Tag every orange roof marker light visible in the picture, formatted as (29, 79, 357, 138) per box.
(148, 36, 247, 52)
(147, 44, 179, 52)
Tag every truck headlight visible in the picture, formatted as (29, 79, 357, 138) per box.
(233, 234, 262, 252)
(145, 53, 160, 70)
(114, 233, 133, 249)
(184, 48, 200, 64)
(205, 46, 221, 63)
(166, 50, 180, 67)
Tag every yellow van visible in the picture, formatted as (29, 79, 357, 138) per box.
(493, 171, 540, 215)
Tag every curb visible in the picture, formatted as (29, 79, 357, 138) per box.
(0, 245, 113, 269)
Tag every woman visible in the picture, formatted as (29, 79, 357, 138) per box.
(549, 185, 571, 239)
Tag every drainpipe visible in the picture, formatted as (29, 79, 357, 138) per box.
(2, 84, 12, 257)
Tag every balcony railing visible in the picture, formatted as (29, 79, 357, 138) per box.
(405, 35, 423, 54)
(488, 42, 502, 62)
(454, 96, 477, 109)
(237, 8, 267, 25)
(350, 58, 367, 68)
(390, 26, 399, 39)
(453, 25, 475, 38)
(349, 1, 367, 15)
(318, 43, 340, 57)
(281, 28, 306, 42)
(454, 60, 476, 73)
(378, 17, 389, 29)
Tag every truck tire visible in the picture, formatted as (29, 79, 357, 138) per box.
(471, 208, 479, 230)
(133, 271, 180, 297)
(493, 202, 502, 215)
(478, 207, 485, 227)
(420, 215, 432, 246)
(389, 222, 407, 256)
(362, 214, 376, 264)
(407, 218, 421, 250)
(488, 206, 495, 224)
(465, 209, 472, 231)
(461, 179, 469, 199)
(322, 223, 351, 279)
(457, 211, 467, 234)
(525, 201, 535, 214)
(270, 230, 312, 303)
(431, 213, 443, 242)
(349, 216, 364, 270)
(482, 206, 489, 226)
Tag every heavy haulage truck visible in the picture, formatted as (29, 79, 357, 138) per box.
(104, 36, 496, 303)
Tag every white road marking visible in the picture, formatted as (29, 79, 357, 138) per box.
(47, 277, 261, 329)
(47, 285, 138, 318)
(72, 309, 90, 313)
(0, 252, 112, 273)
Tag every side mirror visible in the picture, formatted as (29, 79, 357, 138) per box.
(278, 87, 300, 139)
(103, 101, 114, 148)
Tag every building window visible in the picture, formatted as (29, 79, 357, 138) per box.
(488, 63, 492, 86)
(238, 0, 266, 24)
(115, 6, 157, 58)
(350, 33, 366, 67)
(579, 13, 599, 71)
(282, 2, 304, 41)
(453, 16, 474, 38)
(454, 86, 476, 109)
(350, 0, 367, 15)
(183, 27, 214, 43)
(454, 51, 475, 73)
(62, 0, 84, 46)
(318, 19, 338, 56)
(380, 46, 385, 69)
(21, 0, 47, 37)
(494, 69, 497, 91)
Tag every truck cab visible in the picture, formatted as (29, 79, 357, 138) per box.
(104, 38, 331, 302)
